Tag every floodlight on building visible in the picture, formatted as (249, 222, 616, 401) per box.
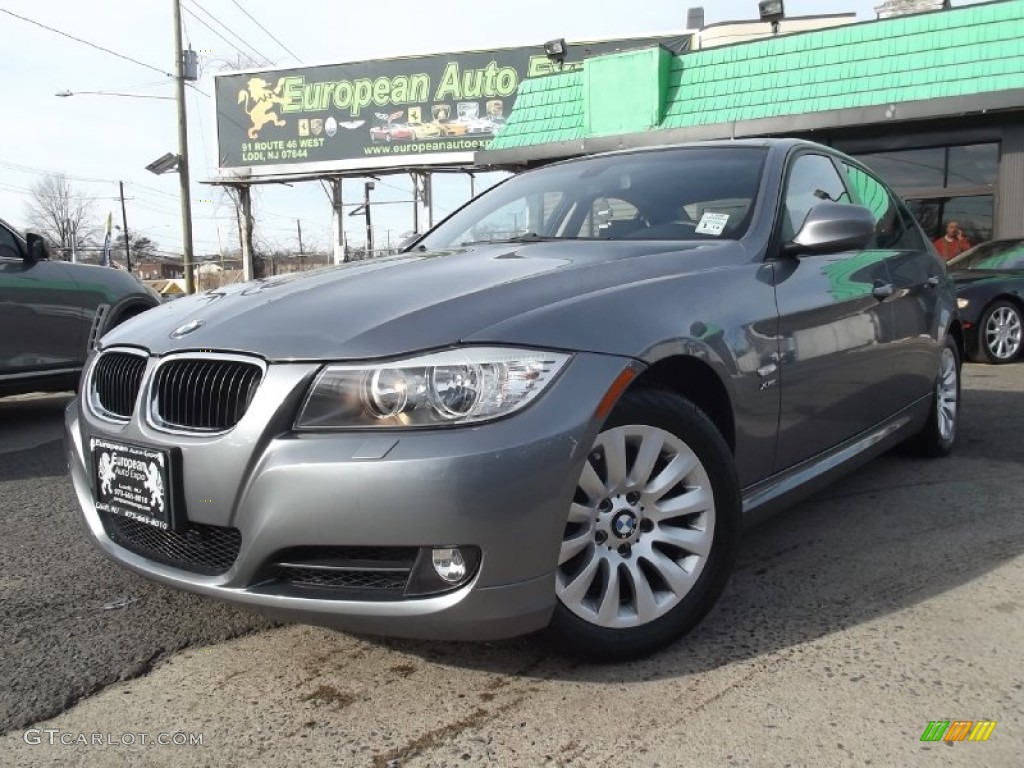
(145, 153, 181, 175)
(544, 38, 568, 64)
(759, 0, 786, 34)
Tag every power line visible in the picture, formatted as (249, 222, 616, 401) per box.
(228, 0, 303, 64)
(181, 3, 267, 69)
(182, 0, 272, 67)
(190, 87, 213, 176)
(0, 159, 120, 185)
(0, 8, 173, 79)
(185, 81, 211, 98)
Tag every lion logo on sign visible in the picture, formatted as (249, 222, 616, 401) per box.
(237, 76, 288, 140)
(143, 462, 165, 513)
(98, 452, 115, 495)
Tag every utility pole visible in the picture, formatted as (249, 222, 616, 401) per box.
(65, 218, 76, 262)
(238, 186, 255, 281)
(296, 219, 304, 255)
(118, 181, 133, 273)
(173, 0, 196, 294)
(364, 181, 375, 257)
(411, 172, 432, 233)
(331, 179, 347, 264)
(411, 173, 419, 235)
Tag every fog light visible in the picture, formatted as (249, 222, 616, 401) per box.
(405, 545, 480, 596)
(432, 547, 467, 583)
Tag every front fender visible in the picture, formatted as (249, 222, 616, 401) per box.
(463, 263, 777, 377)
(463, 262, 781, 485)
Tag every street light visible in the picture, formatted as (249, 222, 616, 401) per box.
(145, 152, 181, 175)
(55, 89, 175, 100)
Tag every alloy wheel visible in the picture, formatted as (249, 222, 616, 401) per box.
(984, 305, 1022, 361)
(936, 345, 959, 442)
(556, 425, 715, 629)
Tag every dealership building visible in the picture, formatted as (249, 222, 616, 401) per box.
(478, 0, 1024, 244)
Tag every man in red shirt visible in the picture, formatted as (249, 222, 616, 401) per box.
(933, 220, 972, 262)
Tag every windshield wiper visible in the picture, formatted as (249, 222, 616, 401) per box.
(458, 233, 592, 246)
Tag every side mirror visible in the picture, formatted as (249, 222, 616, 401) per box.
(25, 232, 51, 262)
(784, 202, 876, 256)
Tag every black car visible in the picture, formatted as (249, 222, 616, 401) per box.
(948, 238, 1024, 363)
(0, 217, 161, 397)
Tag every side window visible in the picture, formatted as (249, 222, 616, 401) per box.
(781, 154, 850, 242)
(0, 225, 22, 260)
(843, 164, 924, 251)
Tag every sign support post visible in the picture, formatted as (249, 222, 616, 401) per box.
(332, 178, 347, 264)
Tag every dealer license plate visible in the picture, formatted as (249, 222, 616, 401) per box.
(91, 437, 176, 530)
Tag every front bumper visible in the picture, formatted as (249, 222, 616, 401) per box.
(66, 351, 635, 640)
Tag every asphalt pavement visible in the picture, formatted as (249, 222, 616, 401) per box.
(0, 394, 275, 734)
(1, 367, 1022, 766)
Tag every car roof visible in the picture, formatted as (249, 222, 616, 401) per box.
(0, 217, 25, 241)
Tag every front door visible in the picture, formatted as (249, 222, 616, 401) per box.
(0, 227, 84, 378)
(772, 152, 897, 471)
(842, 162, 945, 406)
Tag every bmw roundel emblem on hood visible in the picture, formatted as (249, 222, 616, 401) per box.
(170, 319, 205, 338)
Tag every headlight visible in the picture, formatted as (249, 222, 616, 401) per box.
(957, 298, 970, 309)
(295, 347, 571, 429)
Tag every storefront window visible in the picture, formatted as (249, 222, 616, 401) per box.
(855, 143, 998, 244)
(947, 144, 999, 186)
(905, 195, 994, 245)
(856, 143, 999, 190)
(858, 148, 945, 188)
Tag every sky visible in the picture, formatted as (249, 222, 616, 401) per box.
(0, 0, 992, 260)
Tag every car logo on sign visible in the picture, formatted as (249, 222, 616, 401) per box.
(170, 319, 204, 338)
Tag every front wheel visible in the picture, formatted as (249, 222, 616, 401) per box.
(549, 388, 740, 661)
(973, 300, 1023, 364)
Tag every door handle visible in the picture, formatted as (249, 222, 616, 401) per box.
(872, 283, 894, 299)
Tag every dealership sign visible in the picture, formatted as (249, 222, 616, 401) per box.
(214, 34, 690, 177)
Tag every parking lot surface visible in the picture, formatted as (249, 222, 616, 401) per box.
(1, 367, 1022, 767)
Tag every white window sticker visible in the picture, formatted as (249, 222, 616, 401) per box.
(696, 212, 730, 236)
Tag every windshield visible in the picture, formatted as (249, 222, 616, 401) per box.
(417, 147, 767, 250)
(947, 239, 1024, 271)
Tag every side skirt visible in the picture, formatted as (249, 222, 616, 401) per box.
(740, 396, 931, 529)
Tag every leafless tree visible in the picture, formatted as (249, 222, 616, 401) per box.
(223, 185, 271, 277)
(25, 174, 96, 259)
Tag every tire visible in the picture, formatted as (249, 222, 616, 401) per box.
(906, 335, 960, 457)
(548, 387, 741, 661)
(103, 304, 149, 337)
(972, 300, 1023, 364)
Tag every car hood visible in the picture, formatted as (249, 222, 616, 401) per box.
(100, 240, 734, 361)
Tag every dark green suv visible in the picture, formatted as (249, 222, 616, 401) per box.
(0, 218, 161, 397)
